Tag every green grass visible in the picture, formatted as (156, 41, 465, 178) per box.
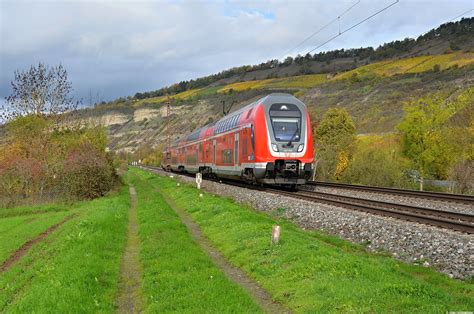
(0, 187, 129, 312)
(0, 202, 72, 218)
(131, 168, 474, 312)
(125, 171, 262, 312)
(0, 211, 70, 263)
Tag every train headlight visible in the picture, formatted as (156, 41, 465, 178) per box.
(297, 144, 304, 152)
(271, 143, 279, 152)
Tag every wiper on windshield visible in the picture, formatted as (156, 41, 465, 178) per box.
(287, 125, 299, 146)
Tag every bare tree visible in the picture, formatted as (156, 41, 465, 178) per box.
(2, 63, 78, 121)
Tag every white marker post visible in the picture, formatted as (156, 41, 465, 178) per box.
(272, 225, 281, 245)
(196, 173, 202, 190)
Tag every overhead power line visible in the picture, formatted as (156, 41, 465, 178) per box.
(305, 0, 400, 55)
(280, 0, 361, 59)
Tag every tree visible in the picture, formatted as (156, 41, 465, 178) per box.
(315, 108, 356, 181)
(397, 94, 458, 190)
(341, 135, 411, 188)
(2, 63, 78, 120)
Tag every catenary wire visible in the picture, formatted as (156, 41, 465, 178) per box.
(280, 0, 361, 59)
(305, 0, 400, 55)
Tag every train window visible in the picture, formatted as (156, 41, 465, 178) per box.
(269, 104, 302, 142)
(222, 149, 233, 164)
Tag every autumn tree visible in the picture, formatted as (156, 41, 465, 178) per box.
(2, 63, 78, 121)
(315, 108, 356, 181)
(397, 93, 463, 190)
(341, 135, 411, 188)
(0, 63, 118, 206)
(446, 87, 474, 193)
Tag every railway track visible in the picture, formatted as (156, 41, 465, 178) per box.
(308, 181, 474, 204)
(269, 189, 474, 234)
(140, 166, 474, 234)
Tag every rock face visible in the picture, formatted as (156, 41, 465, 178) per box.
(133, 108, 160, 122)
(88, 90, 271, 153)
(93, 113, 130, 127)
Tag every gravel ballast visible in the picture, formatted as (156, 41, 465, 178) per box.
(310, 186, 474, 215)
(152, 169, 473, 279)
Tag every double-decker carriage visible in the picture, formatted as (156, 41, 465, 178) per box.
(162, 93, 314, 186)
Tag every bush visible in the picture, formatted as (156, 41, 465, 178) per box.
(341, 135, 412, 188)
(449, 159, 473, 194)
(63, 142, 118, 200)
(0, 115, 119, 206)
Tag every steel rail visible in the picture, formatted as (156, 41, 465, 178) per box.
(308, 181, 474, 204)
(139, 166, 474, 234)
(296, 190, 474, 223)
(271, 189, 474, 234)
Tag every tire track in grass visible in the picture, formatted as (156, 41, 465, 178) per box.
(0, 214, 75, 273)
(117, 186, 143, 313)
(158, 188, 289, 314)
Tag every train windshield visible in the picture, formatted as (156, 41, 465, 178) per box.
(269, 104, 301, 142)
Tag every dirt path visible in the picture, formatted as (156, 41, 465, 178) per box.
(158, 189, 289, 314)
(117, 186, 144, 313)
(0, 214, 74, 273)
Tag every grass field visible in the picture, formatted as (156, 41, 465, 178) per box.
(0, 187, 130, 312)
(0, 174, 261, 312)
(0, 211, 70, 264)
(130, 168, 474, 312)
(124, 171, 261, 312)
(1, 168, 472, 312)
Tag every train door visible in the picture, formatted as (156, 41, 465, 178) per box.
(234, 133, 239, 168)
(213, 139, 216, 166)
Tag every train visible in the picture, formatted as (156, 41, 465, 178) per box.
(161, 93, 314, 186)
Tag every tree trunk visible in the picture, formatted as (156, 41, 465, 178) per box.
(312, 160, 318, 181)
(420, 176, 424, 191)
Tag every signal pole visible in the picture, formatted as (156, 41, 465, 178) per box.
(166, 96, 171, 154)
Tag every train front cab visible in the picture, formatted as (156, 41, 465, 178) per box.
(252, 94, 314, 186)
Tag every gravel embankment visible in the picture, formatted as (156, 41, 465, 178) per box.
(309, 186, 474, 215)
(153, 169, 473, 279)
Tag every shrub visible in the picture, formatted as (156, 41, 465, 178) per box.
(449, 159, 473, 194)
(341, 143, 410, 188)
(63, 142, 118, 200)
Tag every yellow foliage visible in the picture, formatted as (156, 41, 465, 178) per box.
(335, 52, 474, 80)
(134, 52, 474, 106)
(217, 78, 276, 93)
(267, 74, 327, 89)
(133, 88, 204, 107)
(335, 151, 349, 179)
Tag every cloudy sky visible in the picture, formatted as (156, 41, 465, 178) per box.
(1, 0, 472, 107)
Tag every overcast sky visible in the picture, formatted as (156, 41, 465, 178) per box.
(1, 0, 472, 107)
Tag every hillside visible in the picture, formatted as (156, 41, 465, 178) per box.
(83, 51, 473, 153)
(67, 18, 473, 154)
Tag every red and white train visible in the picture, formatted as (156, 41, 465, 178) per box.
(162, 93, 314, 186)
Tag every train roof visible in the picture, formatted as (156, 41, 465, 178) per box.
(167, 93, 303, 149)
